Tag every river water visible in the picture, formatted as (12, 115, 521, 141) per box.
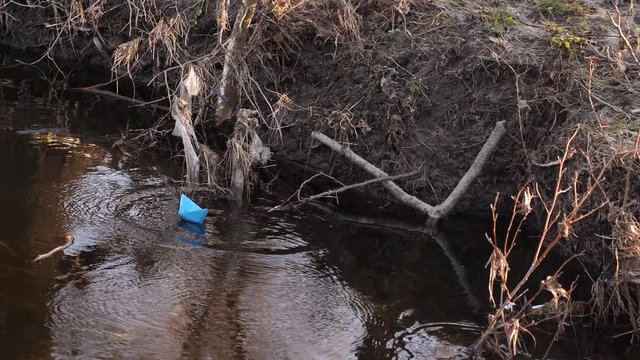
(0, 62, 630, 359)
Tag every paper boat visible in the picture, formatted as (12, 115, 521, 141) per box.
(178, 194, 208, 224)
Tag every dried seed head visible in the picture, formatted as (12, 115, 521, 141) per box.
(504, 318, 521, 356)
(113, 38, 141, 72)
(541, 275, 570, 308)
(519, 187, 534, 215)
(559, 215, 571, 238)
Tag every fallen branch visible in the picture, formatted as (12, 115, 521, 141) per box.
(71, 87, 171, 111)
(311, 120, 506, 222)
(33, 234, 74, 262)
(432, 121, 507, 219)
(312, 131, 436, 214)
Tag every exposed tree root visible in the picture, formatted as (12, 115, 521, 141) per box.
(216, 0, 258, 124)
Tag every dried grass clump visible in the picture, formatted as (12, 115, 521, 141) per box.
(325, 107, 358, 145)
(473, 126, 629, 358)
(262, 0, 365, 55)
(217, 0, 231, 43)
(593, 211, 640, 337)
(615, 219, 640, 280)
(225, 108, 271, 200)
(149, 14, 188, 66)
(199, 144, 223, 189)
(268, 0, 294, 20)
(481, 5, 640, 345)
(112, 38, 142, 76)
(268, 92, 293, 143)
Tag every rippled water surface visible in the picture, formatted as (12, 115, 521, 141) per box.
(1, 61, 615, 359)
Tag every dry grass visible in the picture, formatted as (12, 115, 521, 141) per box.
(224, 108, 272, 199)
(472, 123, 638, 357)
(267, 92, 293, 144)
(148, 14, 188, 66)
(113, 38, 141, 77)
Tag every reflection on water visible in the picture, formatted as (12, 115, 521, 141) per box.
(0, 63, 487, 359)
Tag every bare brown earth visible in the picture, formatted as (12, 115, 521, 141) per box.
(2, 0, 640, 357)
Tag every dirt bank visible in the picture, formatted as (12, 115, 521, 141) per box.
(1, 0, 524, 214)
(2, 0, 640, 357)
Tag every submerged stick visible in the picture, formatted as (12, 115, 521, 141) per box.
(311, 120, 506, 222)
(308, 201, 482, 312)
(33, 234, 74, 262)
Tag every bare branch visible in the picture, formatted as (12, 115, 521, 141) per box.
(310, 121, 507, 221)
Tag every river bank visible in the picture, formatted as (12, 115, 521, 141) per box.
(2, 0, 640, 357)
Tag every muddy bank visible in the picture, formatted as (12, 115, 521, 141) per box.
(1, 1, 629, 216)
(2, 0, 640, 357)
(0, 0, 523, 214)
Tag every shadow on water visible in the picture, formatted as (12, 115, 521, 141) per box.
(0, 59, 635, 359)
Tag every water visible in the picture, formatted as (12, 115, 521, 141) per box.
(0, 61, 628, 359)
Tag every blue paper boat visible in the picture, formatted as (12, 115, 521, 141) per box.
(178, 194, 208, 224)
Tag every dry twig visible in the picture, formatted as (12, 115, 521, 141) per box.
(33, 234, 74, 262)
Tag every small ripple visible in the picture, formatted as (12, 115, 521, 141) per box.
(389, 319, 482, 353)
(201, 209, 312, 255)
(48, 254, 193, 359)
(386, 321, 478, 360)
(60, 168, 132, 225)
(45, 189, 376, 359)
(230, 252, 373, 359)
(59, 165, 178, 232)
(117, 187, 178, 231)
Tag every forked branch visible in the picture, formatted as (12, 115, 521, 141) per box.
(310, 121, 506, 222)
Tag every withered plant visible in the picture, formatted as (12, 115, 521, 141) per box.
(473, 124, 639, 358)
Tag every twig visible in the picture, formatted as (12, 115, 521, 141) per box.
(33, 235, 74, 262)
(591, 92, 635, 118)
(532, 159, 563, 168)
(70, 87, 171, 111)
(298, 170, 420, 207)
(610, 5, 640, 67)
(532, 148, 576, 168)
